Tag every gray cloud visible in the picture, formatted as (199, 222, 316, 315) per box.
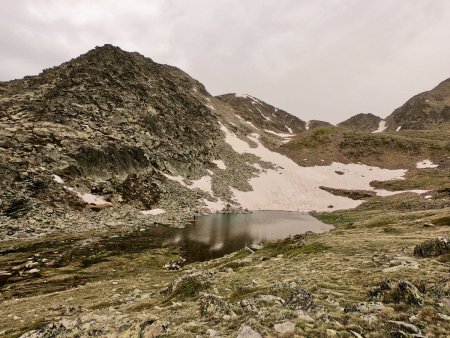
(1, 0, 450, 123)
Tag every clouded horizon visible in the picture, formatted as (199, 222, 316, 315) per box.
(2, 0, 450, 123)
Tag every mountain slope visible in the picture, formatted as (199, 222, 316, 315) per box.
(386, 78, 450, 130)
(338, 113, 382, 132)
(216, 93, 306, 133)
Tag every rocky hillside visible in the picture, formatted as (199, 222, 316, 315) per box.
(0, 45, 317, 239)
(338, 113, 382, 132)
(216, 93, 306, 133)
(386, 78, 450, 130)
(0, 45, 228, 225)
(306, 120, 334, 130)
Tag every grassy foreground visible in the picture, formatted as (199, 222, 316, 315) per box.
(0, 170, 449, 337)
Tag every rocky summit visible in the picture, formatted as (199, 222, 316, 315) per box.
(0, 45, 450, 337)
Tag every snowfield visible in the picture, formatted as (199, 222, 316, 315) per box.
(218, 124, 423, 212)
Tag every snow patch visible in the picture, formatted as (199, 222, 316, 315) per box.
(285, 125, 293, 133)
(396, 126, 402, 131)
(416, 159, 438, 169)
(53, 174, 64, 184)
(219, 125, 415, 212)
(142, 208, 166, 216)
(190, 175, 213, 195)
(372, 120, 387, 133)
(212, 159, 227, 170)
(164, 172, 213, 195)
(163, 173, 187, 186)
(53, 174, 111, 207)
(202, 198, 227, 212)
(305, 121, 310, 130)
(265, 129, 295, 138)
(66, 187, 112, 206)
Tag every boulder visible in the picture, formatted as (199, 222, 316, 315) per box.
(413, 236, 450, 257)
(274, 321, 295, 335)
(369, 280, 423, 306)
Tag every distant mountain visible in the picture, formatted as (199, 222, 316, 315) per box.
(338, 113, 382, 132)
(386, 78, 450, 130)
(216, 93, 306, 133)
(307, 120, 334, 130)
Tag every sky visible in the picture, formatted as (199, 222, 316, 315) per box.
(1, 0, 450, 123)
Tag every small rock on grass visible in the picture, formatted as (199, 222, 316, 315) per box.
(388, 320, 420, 334)
(274, 321, 295, 334)
(236, 326, 262, 338)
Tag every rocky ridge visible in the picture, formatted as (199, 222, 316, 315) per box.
(338, 113, 382, 132)
(386, 78, 450, 131)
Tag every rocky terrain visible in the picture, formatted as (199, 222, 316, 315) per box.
(385, 78, 450, 131)
(0, 45, 449, 337)
(216, 93, 306, 134)
(338, 113, 382, 133)
(0, 45, 313, 241)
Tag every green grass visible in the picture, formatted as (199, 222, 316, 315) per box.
(285, 242, 330, 256)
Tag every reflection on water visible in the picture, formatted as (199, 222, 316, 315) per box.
(172, 211, 333, 263)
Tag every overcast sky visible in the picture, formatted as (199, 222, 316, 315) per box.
(2, 0, 450, 123)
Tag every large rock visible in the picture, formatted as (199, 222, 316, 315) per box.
(413, 236, 450, 257)
(368, 280, 424, 306)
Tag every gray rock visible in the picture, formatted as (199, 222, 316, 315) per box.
(394, 280, 424, 306)
(236, 326, 262, 338)
(413, 236, 450, 257)
(274, 321, 295, 334)
(297, 310, 314, 322)
(388, 320, 420, 334)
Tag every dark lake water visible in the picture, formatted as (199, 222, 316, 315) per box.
(165, 211, 333, 263)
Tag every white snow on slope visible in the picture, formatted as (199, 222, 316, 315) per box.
(416, 159, 439, 169)
(53, 174, 64, 184)
(396, 126, 402, 131)
(53, 174, 112, 207)
(305, 121, 310, 130)
(202, 198, 227, 212)
(373, 120, 387, 133)
(264, 129, 295, 138)
(164, 173, 213, 195)
(66, 187, 112, 206)
(190, 175, 213, 195)
(285, 125, 293, 134)
(212, 159, 227, 170)
(163, 173, 187, 186)
(142, 208, 166, 215)
(219, 124, 416, 212)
